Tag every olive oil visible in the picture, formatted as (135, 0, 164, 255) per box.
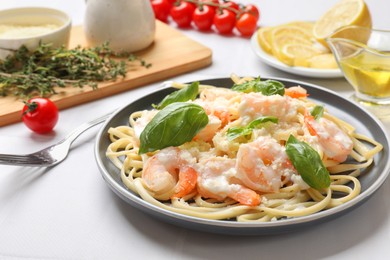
(339, 51, 390, 98)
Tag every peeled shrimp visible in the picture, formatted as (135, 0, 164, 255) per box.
(193, 100, 230, 142)
(196, 157, 261, 206)
(284, 86, 308, 98)
(236, 136, 296, 193)
(142, 147, 197, 199)
(238, 92, 300, 122)
(304, 111, 353, 162)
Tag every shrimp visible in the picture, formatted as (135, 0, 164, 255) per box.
(284, 86, 308, 98)
(193, 100, 230, 142)
(304, 110, 353, 162)
(196, 157, 261, 206)
(142, 147, 197, 199)
(236, 136, 296, 193)
(194, 114, 222, 142)
(200, 87, 239, 102)
(238, 92, 301, 123)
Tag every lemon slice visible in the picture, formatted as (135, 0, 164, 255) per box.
(270, 26, 314, 64)
(272, 34, 312, 65)
(257, 26, 273, 54)
(280, 44, 323, 67)
(285, 21, 314, 35)
(271, 25, 313, 41)
(313, 0, 372, 46)
(308, 53, 338, 69)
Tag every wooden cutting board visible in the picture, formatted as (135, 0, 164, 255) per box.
(0, 21, 212, 126)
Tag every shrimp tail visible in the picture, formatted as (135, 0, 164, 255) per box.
(229, 186, 261, 206)
(304, 109, 318, 136)
(171, 166, 198, 199)
(285, 86, 308, 98)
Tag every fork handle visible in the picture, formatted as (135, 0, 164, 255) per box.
(61, 112, 112, 145)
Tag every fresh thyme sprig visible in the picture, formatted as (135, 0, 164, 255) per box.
(0, 42, 151, 98)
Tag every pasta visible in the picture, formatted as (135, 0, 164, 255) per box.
(106, 75, 383, 222)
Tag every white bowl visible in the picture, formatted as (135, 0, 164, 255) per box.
(0, 7, 72, 59)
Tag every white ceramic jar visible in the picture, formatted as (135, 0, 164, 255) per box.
(84, 0, 155, 53)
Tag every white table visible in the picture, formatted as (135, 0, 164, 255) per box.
(1, 1, 389, 259)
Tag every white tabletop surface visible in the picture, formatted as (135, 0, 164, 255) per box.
(1, 0, 390, 259)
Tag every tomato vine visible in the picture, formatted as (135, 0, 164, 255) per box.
(150, 0, 260, 37)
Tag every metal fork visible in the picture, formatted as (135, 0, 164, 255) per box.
(0, 112, 112, 167)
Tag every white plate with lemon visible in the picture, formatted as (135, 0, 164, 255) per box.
(251, 0, 371, 79)
(250, 30, 342, 78)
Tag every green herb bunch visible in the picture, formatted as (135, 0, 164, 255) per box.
(0, 42, 151, 98)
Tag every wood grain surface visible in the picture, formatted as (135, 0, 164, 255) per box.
(0, 21, 212, 126)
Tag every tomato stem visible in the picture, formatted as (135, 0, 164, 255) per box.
(183, 0, 242, 15)
(22, 101, 38, 115)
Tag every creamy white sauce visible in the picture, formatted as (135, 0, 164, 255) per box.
(0, 24, 60, 39)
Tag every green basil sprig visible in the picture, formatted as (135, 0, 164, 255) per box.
(139, 102, 208, 154)
(227, 116, 278, 141)
(154, 82, 199, 109)
(311, 105, 324, 120)
(232, 77, 285, 96)
(285, 135, 331, 190)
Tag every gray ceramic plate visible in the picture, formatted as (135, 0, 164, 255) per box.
(94, 77, 390, 235)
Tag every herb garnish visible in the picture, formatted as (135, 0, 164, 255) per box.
(139, 102, 208, 154)
(227, 116, 278, 141)
(311, 105, 324, 120)
(232, 77, 285, 96)
(0, 42, 151, 97)
(285, 135, 331, 190)
(153, 81, 199, 109)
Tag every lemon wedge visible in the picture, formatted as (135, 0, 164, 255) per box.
(313, 0, 372, 46)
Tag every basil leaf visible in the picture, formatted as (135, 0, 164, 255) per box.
(231, 77, 261, 93)
(232, 78, 285, 96)
(154, 82, 199, 109)
(285, 135, 331, 190)
(311, 105, 324, 120)
(253, 80, 285, 96)
(226, 127, 253, 141)
(139, 102, 208, 154)
(227, 116, 278, 140)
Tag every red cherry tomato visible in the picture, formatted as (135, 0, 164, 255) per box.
(213, 9, 236, 34)
(243, 4, 260, 21)
(193, 5, 216, 31)
(235, 13, 257, 36)
(170, 1, 196, 28)
(150, 0, 172, 23)
(22, 98, 59, 134)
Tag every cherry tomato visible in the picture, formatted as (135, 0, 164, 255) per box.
(22, 98, 59, 134)
(213, 9, 236, 34)
(193, 5, 215, 31)
(243, 4, 260, 21)
(235, 13, 257, 36)
(170, 1, 196, 28)
(150, 0, 172, 23)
